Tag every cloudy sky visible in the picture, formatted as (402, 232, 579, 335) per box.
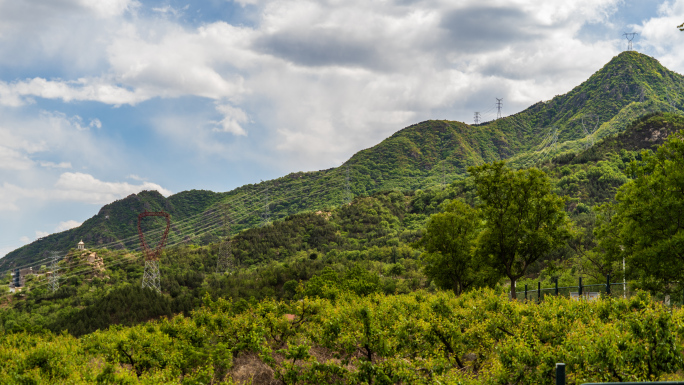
(1, 0, 683, 257)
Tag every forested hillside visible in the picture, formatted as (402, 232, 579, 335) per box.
(3, 51, 682, 270)
(2, 109, 684, 383)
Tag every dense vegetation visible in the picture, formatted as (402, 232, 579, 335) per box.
(2, 52, 684, 383)
(2, 290, 684, 384)
(4, 52, 683, 270)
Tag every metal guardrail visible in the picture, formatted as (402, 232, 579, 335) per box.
(555, 363, 684, 385)
(516, 275, 643, 303)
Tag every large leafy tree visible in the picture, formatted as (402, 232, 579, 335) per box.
(599, 132, 684, 293)
(417, 200, 498, 295)
(469, 162, 573, 299)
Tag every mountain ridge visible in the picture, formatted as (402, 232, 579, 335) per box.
(2, 51, 683, 270)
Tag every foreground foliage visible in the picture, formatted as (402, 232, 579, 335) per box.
(1, 289, 683, 384)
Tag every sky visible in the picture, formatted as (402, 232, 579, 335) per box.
(0, 0, 683, 258)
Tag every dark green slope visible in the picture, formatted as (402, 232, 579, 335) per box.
(3, 52, 682, 270)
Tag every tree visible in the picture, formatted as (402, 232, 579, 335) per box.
(469, 162, 573, 299)
(598, 133, 684, 294)
(679, 22, 683, 31)
(417, 200, 498, 295)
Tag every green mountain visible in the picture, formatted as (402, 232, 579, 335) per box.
(2, 51, 683, 270)
(2, 111, 683, 338)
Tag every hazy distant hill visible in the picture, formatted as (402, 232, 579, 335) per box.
(2, 51, 683, 270)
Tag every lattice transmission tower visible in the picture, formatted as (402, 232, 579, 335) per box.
(496, 98, 503, 119)
(216, 204, 235, 274)
(260, 180, 270, 227)
(138, 211, 170, 294)
(623, 32, 638, 51)
(580, 115, 600, 148)
(474, 112, 481, 124)
(49, 251, 60, 292)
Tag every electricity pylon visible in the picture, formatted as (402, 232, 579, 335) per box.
(474, 112, 481, 124)
(216, 204, 235, 274)
(623, 32, 638, 51)
(49, 251, 59, 292)
(581, 115, 600, 148)
(261, 180, 270, 227)
(138, 211, 170, 294)
(496, 98, 503, 119)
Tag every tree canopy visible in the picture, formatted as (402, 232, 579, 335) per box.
(417, 200, 498, 295)
(598, 132, 684, 293)
(469, 162, 573, 299)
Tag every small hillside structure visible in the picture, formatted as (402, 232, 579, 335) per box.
(77, 240, 85, 250)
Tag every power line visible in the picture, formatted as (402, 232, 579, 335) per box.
(3, 176, 345, 278)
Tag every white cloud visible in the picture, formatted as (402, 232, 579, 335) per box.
(78, 0, 138, 18)
(18, 236, 30, 244)
(213, 103, 249, 135)
(53, 172, 172, 203)
(40, 161, 72, 169)
(0, 0, 672, 172)
(127, 174, 145, 181)
(35, 231, 50, 239)
(0, 173, 172, 212)
(0, 146, 34, 170)
(55, 220, 82, 232)
(0, 183, 31, 211)
(0, 77, 152, 107)
(634, 0, 684, 74)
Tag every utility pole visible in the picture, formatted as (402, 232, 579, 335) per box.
(49, 251, 59, 292)
(261, 180, 270, 227)
(216, 204, 234, 274)
(138, 211, 170, 294)
(496, 98, 503, 119)
(623, 32, 637, 51)
(474, 112, 481, 124)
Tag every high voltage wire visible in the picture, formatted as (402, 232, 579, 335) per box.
(26, 179, 345, 276)
(7, 182, 346, 295)
(0, 179, 347, 288)
(3, 175, 345, 268)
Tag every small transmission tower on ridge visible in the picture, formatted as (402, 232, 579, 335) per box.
(260, 180, 270, 227)
(49, 251, 59, 292)
(474, 112, 481, 124)
(623, 32, 638, 51)
(496, 98, 503, 119)
(138, 210, 170, 294)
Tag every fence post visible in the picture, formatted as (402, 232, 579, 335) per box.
(525, 284, 528, 301)
(606, 274, 610, 296)
(579, 277, 583, 297)
(538, 281, 541, 303)
(555, 278, 559, 296)
(556, 363, 566, 385)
